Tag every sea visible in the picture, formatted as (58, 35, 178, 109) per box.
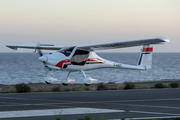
(0, 53, 180, 85)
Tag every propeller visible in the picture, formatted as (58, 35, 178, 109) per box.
(38, 49, 43, 57)
(35, 43, 43, 57)
(34, 43, 49, 73)
(34, 43, 58, 84)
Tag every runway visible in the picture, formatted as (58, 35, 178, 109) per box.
(0, 88, 180, 120)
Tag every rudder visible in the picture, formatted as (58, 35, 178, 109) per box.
(137, 45, 153, 70)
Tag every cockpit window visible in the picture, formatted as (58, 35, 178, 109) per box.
(59, 47, 75, 57)
(71, 49, 89, 65)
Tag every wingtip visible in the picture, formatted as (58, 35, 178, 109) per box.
(6, 45, 18, 50)
(164, 39, 173, 44)
(158, 37, 173, 44)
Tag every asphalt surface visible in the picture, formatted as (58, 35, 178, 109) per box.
(0, 88, 180, 120)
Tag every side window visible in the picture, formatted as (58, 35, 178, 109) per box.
(71, 49, 89, 65)
(59, 47, 75, 57)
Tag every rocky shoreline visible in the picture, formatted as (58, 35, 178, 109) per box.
(0, 79, 180, 93)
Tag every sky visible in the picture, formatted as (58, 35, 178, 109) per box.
(0, 0, 180, 52)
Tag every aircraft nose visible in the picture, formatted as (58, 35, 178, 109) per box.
(39, 55, 47, 63)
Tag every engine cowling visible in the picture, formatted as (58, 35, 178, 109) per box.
(83, 77, 97, 86)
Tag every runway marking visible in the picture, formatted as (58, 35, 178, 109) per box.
(0, 97, 180, 109)
(1, 96, 180, 103)
(0, 96, 69, 102)
(40, 98, 180, 105)
(0, 103, 73, 108)
(48, 98, 180, 104)
(108, 103, 180, 110)
(118, 98, 180, 102)
(0, 102, 13, 104)
(1, 102, 180, 110)
(131, 110, 180, 116)
(128, 116, 180, 120)
(0, 107, 124, 119)
(109, 116, 180, 120)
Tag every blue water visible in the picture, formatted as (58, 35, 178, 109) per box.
(0, 53, 180, 85)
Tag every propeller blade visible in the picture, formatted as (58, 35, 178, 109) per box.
(35, 43, 44, 57)
(38, 49, 43, 56)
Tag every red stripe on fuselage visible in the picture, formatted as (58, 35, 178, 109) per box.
(55, 59, 70, 68)
(56, 58, 102, 68)
(87, 58, 102, 62)
(142, 47, 153, 52)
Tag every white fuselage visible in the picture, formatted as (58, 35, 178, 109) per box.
(42, 51, 115, 72)
(39, 48, 145, 72)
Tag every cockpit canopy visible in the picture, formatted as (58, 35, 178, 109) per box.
(71, 49, 89, 65)
(59, 47, 75, 57)
(59, 46, 90, 66)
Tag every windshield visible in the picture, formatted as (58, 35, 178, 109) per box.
(59, 47, 75, 57)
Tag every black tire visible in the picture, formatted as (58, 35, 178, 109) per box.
(45, 81, 51, 84)
(84, 84, 90, 86)
(62, 83, 69, 86)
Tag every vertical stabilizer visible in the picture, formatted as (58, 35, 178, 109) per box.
(137, 45, 153, 70)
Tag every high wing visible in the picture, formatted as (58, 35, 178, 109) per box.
(6, 45, 63, 50)
(77, 37, 172, 51)
(6, 37, 171, 51)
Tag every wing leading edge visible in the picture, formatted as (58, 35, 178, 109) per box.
(6, 45, 63, 50)
(77, 37, 172, 51)
(6, 37, 171, 51)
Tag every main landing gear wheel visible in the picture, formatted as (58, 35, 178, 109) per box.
(62, 83, 69, 86)
(45, 81, 51, 84)
(81, 70, 97, 86)
(84, 84, 90, 86)
(61, 72, 75, 86)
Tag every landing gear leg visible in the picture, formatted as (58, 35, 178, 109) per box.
(81, 70, 87, 78)
(45, 70, 58, 84)
(81, 70, 97, 86)
(81, 71, 89, 86)
(62, 72, 75, 86)
(62, 72, 71, 86)
(50, 70, 55, 76)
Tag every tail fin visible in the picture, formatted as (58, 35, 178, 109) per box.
(137, 45, 153, 70)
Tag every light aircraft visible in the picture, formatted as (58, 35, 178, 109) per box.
(6, 37, 171, 86)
